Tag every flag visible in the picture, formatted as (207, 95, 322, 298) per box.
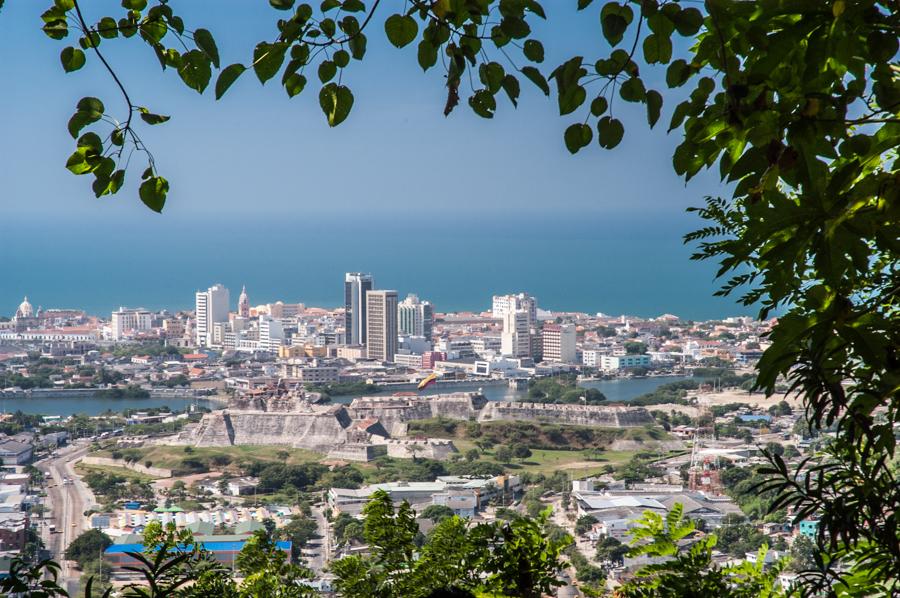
(417, 373, 439, 391)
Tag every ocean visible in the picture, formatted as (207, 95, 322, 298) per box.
(1, 212, 752, 321)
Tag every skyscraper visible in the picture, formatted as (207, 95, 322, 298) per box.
(397, 293, 434, 340)
(344, 272, 373, 346)
(195, 283, 230, 347)
(501, 309, 532, 358)
(366, 290, 398, 362)
(495, 293, 538, 358)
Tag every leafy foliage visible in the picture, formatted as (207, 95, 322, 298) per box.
(331, 490, 570, 598)
(618, 504, 784, 598)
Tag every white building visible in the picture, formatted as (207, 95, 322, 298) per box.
(542, 323, 576, 363)
(344, 273, 373, 346)
(195, 284, 230, 348)
(397, 294, 434, 340)
(501, 309, 531, 358)
(492, 292, 537, 323)
(259, 315, 285, 351)
(582, 349, 607, 368)
(600, 354, 652, 371)
(110, 308, 152, 341)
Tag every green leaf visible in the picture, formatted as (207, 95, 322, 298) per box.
(523, 39, 544, 63)
(342, 0, 365, 12)
(600, 2, 632, 46)
(521, 66, 549, 95)
(215, 63, 246, 99)
(590, 95, 608, 116)
(642, 32, 672, 64)
(77, 132, 102, 153)
(253, 42, 286, 84)
(111, 128, 125, 146)
(139, 175, 168, 212)
(468, 89, 496, 118)
(122, 0, 147, 9)
(269, 0, 295, 8)
(65, 149, 91, 175)
(620, 77, 646, 102)
(318, 60, 337, 83)
(348, 32, 367, 59)
(673, 7, 703, 36)
(564, 123, 593, 154)
(43, 19, 69, 40)
(60, 46, 86, 72)
(479, 62, 505, 93)
(318, 83, 354, 126)
(501, 74, 520, 107)
(284, 73, 307, 97)
(645, 89, 662, 127)
(500, 17, 530, 39)
(55, 0, 75, 9)
(385, 14, 418, 48)
(177, 50, 212, 93)
(577, 0, 593, 8)
(333, 49, 350, 68)
(597, 116, 624, 149)
(417, 40, 437, 71)
(194, 29, 219, 68)
(666, 59, 691, 88)
(97, 16, 118, 39)
(138, 108, 170, 125)
(68, 97, 104, 138)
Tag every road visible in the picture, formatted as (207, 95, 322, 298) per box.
(36, 441, 95, 595)
(305, 505, 331, 574)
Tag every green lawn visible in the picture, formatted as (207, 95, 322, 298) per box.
(75, 463, 157, 484)
(91, 445, 325, 472)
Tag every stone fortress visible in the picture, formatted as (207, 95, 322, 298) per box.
(173, 391, 656, 462)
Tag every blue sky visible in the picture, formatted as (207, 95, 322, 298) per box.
(0, 2, 749, 320)
(0, 1, 722, 219)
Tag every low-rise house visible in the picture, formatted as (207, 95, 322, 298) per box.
(0, 440, 32, 466)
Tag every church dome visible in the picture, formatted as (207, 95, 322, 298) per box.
(15, 296, 33, 319)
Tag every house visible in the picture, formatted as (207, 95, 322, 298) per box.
(0, 440, 32, 465)
(431, 490, 477, 518)
(227, 477, 260, 497)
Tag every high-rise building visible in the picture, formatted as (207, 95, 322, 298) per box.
(501, 309, 532, 358)
(366, 290, 398, 362)
(110, 307, 152, 341)
(494, 293, 540, 360)
(492, 292, 538, 323)
(259, 315, 285, 351)
(195, 284, 230, 347)
(397, 294, 434, 340)
(542, 323, 577, 363)
(238, 285, 250, 318)
(344, 273, 374, 346)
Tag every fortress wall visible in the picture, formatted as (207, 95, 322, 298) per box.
(386, 439, 458, 461)
(193, 406, 352, 451)
(477, 402, 653, 427)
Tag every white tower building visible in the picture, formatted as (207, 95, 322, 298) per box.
(195, 283, 230, 347)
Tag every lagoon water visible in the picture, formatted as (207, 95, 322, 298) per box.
(0, 376, 689, 416)
(0, 396, 223, 417)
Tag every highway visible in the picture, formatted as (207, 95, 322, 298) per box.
(35, 441, 95, 595)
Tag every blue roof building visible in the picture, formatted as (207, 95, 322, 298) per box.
(103, 538, 292, 571)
